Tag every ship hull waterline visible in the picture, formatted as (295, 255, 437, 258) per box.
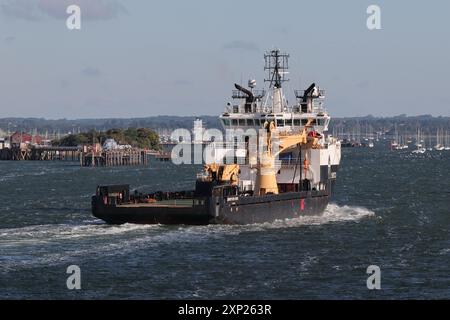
(92, 191, 330, 225)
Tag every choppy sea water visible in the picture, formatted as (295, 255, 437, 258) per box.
(0, 147, 449, 299)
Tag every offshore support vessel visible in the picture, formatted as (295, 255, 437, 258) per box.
(92, 49, 341, 225)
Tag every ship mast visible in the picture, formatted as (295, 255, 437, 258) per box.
(264, 49, 289, 113)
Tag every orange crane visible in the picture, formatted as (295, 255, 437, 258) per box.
(255, 119, 319, 195)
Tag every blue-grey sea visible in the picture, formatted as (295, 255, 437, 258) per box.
(0, 146, 449, 299)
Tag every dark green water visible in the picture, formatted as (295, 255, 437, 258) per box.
(0, 147, 449, 299)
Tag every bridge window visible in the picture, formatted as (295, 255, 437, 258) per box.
(231, 119, 238, 126)
(294, 119, 301, 126)
(246, 119, 254, 126)
(285, 119, 292, 126)
(254, 119, 260, 126)
(277, 119, 284, 127)
(239, 119, 246, 126)
(222, 119, 230, 126)
(301, 119, 308, 125)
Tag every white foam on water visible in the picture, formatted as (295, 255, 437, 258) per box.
(0, 204, 375, 245)
(307, 203, 375, 224)
(0, 224, 217, 272)
(175, 203, 376, 235)
(0, 169, 55, 182)
(235, 203, 376, 231)
(0, 222, 161, 244)
(0, 204, 375, 272)
(0, 173, 22, 182)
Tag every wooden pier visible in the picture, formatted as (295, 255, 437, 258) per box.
(0, 144, 150, 167)
(31, 146, 81, 161)
(154, 151, 171, 161)
(0, 145, 81, 161)
(80, 149, 150, 167)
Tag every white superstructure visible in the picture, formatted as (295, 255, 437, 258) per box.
(214, 49, 341, 193)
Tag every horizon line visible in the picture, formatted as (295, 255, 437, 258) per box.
(1, 114, 450, 121)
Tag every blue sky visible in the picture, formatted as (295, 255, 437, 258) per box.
(0, 0, 449, 119)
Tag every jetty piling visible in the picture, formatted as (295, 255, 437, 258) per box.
(80, 149, 149, 167)
(0, 144, 150, 167)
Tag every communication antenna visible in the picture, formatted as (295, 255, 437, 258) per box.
(264, 49, 290, 88)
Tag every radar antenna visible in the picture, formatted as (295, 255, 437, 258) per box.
(264, 49, 289, 89)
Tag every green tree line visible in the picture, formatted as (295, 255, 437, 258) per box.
(52, 128, 160, 150)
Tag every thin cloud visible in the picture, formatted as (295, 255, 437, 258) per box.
(356, 80, 370, 89)
(222, 41, 259, 52)
(38, 0, 127, 20)
(4, 36, 16, 44)
(273, 26, 290, 35)
(59, 79, 70, 88)
(81, 67, 102, 78)
(173, 79, 192, 86)
(0, 0, 127, 21)
(1, 0, 40, 20)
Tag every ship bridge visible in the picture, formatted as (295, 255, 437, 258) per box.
(219, 49, 330, 135)
(220, 84, 330, 135)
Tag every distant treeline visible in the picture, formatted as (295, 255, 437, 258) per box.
(1, 115, 450, 137)
(52, 128, 160, 150)
(0, 116, 219, 135)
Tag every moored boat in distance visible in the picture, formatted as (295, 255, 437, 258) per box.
(411, 127, 426, 154)
(92, 49, 341, 225)
(434, 128, 445, 151)
(444, 130, 450, 150)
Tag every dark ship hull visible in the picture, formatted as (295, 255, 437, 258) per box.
(92, 183, 333, 225)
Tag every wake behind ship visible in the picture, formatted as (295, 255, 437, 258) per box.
(92, 49, 341, 225)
